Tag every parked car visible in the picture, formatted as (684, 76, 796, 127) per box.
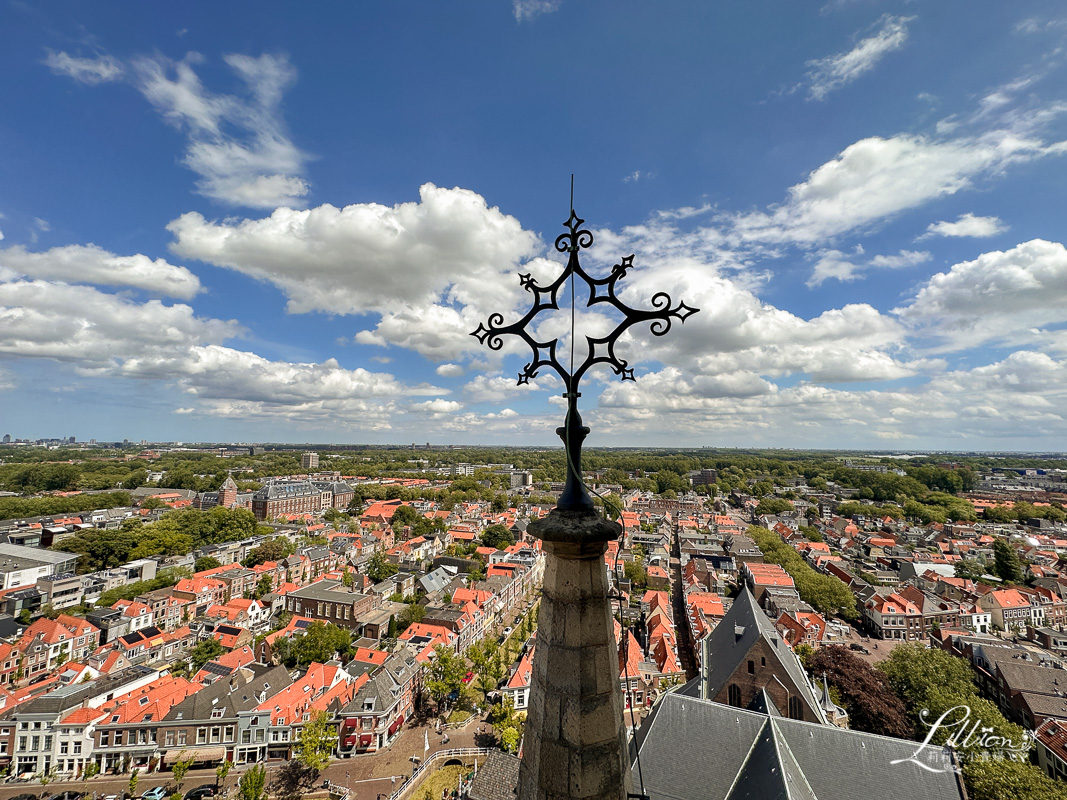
(462, 671, 474, 683)
(184, 788, 217, 800)
(10, 793, 38, 800)
(502, 626, 513, 638)
(142, 787, 170, 800)
(46, 792, 84, 800)
(849, 643, 870, 654)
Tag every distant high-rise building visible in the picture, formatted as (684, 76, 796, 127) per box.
(301, 451, 320, 470)
(1, 434, 9, 444)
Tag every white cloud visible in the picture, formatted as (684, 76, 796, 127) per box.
(729, 131, 1054, 246)
(0, 244, 201, 299)
(0, 280, 237, 366)
(623, 171, 654, 184)
(514, 0, 561, 22)
(132, 52, 308, 208)
(921, 213, 1008, 239)
(44, 51, 124, 84)
(897, 239, 1067, 349)
(806, 15, 914, 101)
(808, 248, 930, 286)
(410, 399, 463, 414)
(169, 184, 543, 359)
(436, 363, 465, 378)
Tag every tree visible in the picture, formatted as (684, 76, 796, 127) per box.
(365, 551, 399, 583)
(195, 556, 222, 573)
(289, 622, 352, 667)
(962, 758, 1067, 800)
(755, 497, 793, 515)
(295, 709, 337, 775)
(129, 768, 140, 797)
(878, 643, 975, 716)
(397, 601, 425, 632)
(172, 755, 193, 794)
(953, 558, 986, 582)
(251, 574, 274, 599)
(993, 539, 1023, 583)
(238, 764, 268, 800)
(82, 761, 100, 789)
(391, 504, 422, 532)
(807, 646, 912, 738)
(189, 638, 225, 673)
(35, 766, 59, 790)
(243, 536, 295, 568)
(481, 523, 513, 550)
(215, 760, 232, 792)
(425, 644, 467, 709)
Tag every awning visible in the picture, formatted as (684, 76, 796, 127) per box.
(359, 734, 372, 746)
(163, 747, 227, 765)
(388, 717, 401, 735)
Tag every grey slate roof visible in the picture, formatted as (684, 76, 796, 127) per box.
(468, 751, 519, 800)
(631, 691, 965, 800)
(688, 587, 823, 722)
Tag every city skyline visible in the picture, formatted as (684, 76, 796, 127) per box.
(3, 3, 1067, 450)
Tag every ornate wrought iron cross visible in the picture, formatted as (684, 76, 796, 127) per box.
(471, 207, 698, 512)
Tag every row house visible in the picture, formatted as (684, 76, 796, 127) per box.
(776, 610, 828, 649)
(19, 615, 100, 681)
(234, 662, 359, 763)
(863, 593, 924, 641)
(135, 588, 190, 631)
(283, 580, 377, 631)
(156, 664, 292, 768)
(171, 577, 227, 617)
(6, 666, 159, 778)
(193, 565, 260, 602)
(337, 653, 421, 755)
(89, 674, 202, 772)
(112, 625, 195, 667)
(203, 598, 270, 632)
(978, 588, 1038, 631)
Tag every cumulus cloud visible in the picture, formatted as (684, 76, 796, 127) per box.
(169, 183, 543, 358)
(0, 278, 441, 428)
(806, 15, 914, 101)
(132, 53, 309, 208)
(0, 244, 201, 299)
(436, 363, 465, 378)
(729, 131, 1053, 246)
(44, 51, 124, 84)
(896, 239, 1067, 349)
(921, 213, 1008, 239)
(808, 248, 930, 286)
(0, 280, 237, 366)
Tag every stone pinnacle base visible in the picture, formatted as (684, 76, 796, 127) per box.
(518, 509, 632, 800)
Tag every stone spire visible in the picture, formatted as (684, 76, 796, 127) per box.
(517, 507, 633, 800)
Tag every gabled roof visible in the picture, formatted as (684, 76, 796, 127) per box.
(632, 691, 966, 800)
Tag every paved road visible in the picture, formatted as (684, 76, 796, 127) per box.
(0, 714, 495, 800)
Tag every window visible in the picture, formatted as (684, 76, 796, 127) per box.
(241, 731, 251, 744)
(210, 727, 221, 744)
(72, 742, 81, 755)
(255, 730, 264, 743)
(113, 732, 123, 746)
(728, 684, 742, 707)
(60, 742, 69, 755)
(196, 728, 207, 745)
(224, 726, 234, 742)
(165, 732, 174, 747)
(31, 736, 39, 751)
(747, 660, 755, 674)
(100, 732, 109, 747)
(211, 708, 224, 719)
(177, 731, 187, 746)
(761, 657, 766, 666)
(788, 697, 804, 720)
(17, 736, 26, 751)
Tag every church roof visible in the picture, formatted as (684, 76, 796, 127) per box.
(631, 691, 965, 800)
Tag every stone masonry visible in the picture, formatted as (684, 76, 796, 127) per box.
(517, 508, 632, 800)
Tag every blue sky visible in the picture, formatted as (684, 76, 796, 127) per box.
(3, 2, 1067, 450)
